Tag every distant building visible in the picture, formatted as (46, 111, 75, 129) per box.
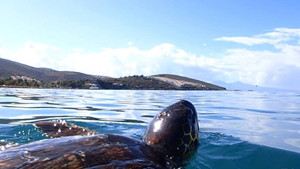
(86, 83, 99, 89)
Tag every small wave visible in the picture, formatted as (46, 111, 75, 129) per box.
(187, 132, 300, 169)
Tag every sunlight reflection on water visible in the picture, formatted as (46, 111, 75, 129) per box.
(0, 88, 300, 154)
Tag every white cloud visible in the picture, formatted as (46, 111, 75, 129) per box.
(0, 42, 223, 83)
(73, 48, 84, 53)
(214, 37, 276, 46)
(0, 48, 8, 58)
(274, 28, 300, 37)
(1, 28, 300, 90)
(127, 41, 133, 46)
(215, 28, 300, 46)
(61, 44, 189, 77)
(212, 28, 300, 89)
(2, 41, 62, 68)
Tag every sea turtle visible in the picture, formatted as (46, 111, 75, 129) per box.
(0, 100, 199, 169)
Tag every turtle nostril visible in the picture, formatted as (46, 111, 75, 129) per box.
(159, 112, 167, 118)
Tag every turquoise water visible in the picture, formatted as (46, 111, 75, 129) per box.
(0, 88, 299, 169)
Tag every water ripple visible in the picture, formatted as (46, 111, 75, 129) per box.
(0, 88, 300, 155)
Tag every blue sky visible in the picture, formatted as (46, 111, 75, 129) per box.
(0, 1, 300, 90)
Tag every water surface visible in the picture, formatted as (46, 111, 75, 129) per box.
(0, 88, 299, 168)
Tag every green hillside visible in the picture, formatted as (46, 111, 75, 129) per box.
(0, 58, 95, 82)
(151, 74, 226, 90)
(0, 58, 226, 90)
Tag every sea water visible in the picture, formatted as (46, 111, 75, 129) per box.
(0, 88, 299, 169)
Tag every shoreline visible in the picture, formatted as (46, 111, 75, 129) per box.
(0, 86, 226, 91)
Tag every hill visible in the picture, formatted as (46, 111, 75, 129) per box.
(0, 58, 226, 90)
(151, 74, 226, 90)
(95, 75, 180, 90)
(0, 58, 96, 82)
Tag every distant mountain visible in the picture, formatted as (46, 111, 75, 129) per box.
(0, 58, 226, 90)
(94, 75, 226, 90)
(0, 58, 96, 82)
(213, 81, 294, 92)
(151, 74, 226, 90)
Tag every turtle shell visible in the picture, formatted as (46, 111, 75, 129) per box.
(0, 134, 163, 169)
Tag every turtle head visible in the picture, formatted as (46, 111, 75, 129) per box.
(143, 100, 199, 159)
